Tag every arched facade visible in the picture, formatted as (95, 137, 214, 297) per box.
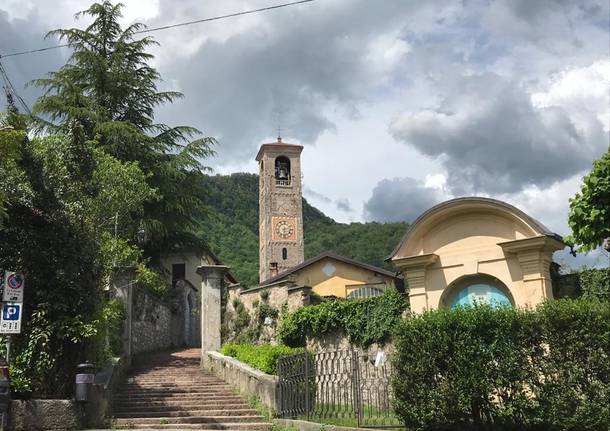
(388, 197, 565, 313)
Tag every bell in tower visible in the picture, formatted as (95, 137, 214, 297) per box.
(275, 156, 291, 184)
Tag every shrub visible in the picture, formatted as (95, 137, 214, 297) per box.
(278, 288, 406, 347)
(392, 299, 610, 431)
(578, 268, 610, 301)
(220, 343, 304, 374)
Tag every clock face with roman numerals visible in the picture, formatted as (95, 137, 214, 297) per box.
(275, 220, 294, 239)
(272, 217, 297, 241)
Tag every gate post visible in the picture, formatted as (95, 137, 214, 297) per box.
(351, 349, 363, 427)
(304, 352, 310, 420)
(197, 265, 229, 364)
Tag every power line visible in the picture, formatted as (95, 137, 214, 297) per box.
(0, 0, 316, 59)
(0, 60, 31, 114)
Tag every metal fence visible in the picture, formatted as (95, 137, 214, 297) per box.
(277, 349, 403, 429)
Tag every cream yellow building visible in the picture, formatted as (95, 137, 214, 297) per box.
(388, 197, 565, 314)
(260, 251, 402, 299)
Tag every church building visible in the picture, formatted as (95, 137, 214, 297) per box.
(227, 137, 401, 319)
(388, 197, 565, 313)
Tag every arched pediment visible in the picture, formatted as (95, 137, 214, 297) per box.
(389, 197, 560, 260)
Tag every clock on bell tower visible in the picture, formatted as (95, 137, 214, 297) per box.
(256, 137, 305, 283)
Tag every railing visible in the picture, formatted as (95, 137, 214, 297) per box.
(278, 349, 403, 429)
(276, 178, 291, 186)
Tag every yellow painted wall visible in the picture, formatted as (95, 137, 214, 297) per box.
(160, 251, 216, 289)
(290, 257, 396, 298)
(392, 202, 563, 313)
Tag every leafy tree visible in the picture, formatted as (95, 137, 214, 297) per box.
(567, 150, 610, 253)
(0, 95, 156, 395)
(0, 95, 30, 226)
(32, 1, 215, 255)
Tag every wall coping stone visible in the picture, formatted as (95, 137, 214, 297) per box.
(207, 351, 277, 381)
(204, 351, 278, 412)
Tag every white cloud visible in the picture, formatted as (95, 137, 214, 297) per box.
(532, 60, 610, 133)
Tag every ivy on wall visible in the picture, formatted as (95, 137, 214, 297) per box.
(278, 288, 407, 347)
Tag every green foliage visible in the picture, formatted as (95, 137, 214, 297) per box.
(278, 288, 407, 347)
(103, 298, 125, 357)
(32, 1, 215, 254)
(392, 299, 610, 431)
(578, 268, 610, 301)
(135, 262, 169, 300)
(197, 173, 408, 287)
(220, 343, 304, 374)
(304, 220, 408, 271)
(567, 150, 610, 253)
(222, 298, 252, 344)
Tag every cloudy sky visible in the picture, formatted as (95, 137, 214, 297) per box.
(1, 0, 609, 266)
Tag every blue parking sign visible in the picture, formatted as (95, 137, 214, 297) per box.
(1, 303, 22, 333)
(2, 304, 20, 321)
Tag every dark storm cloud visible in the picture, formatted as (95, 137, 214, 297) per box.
(389, 72, 608, 195)
(363, 177, 441, 223)
(0, 10, 66, 111)
(151, 0, 427, 163)
(303, 186, 331, 204)
(335, 198, 352, 212)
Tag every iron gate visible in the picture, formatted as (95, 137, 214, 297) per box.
(277, 349, 402, 428)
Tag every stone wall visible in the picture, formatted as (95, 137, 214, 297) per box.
(225, 282, 311, 344)
(131, 286, 175, 354)
(115, 278, 198, 356)
(204, 351, 279, 413)
(305, 331, 394, 356)
(8, 400, 81, 431)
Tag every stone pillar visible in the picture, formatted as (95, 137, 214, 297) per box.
(197, 265, 229, 358)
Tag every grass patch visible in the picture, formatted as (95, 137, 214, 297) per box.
(220, 343, 304, 374)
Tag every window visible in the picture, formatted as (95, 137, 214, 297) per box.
(282, 247, 288, 260)
(171, 263, 186, 287)
(275, 156, 291, 185)
(347, 286, 384, 299)
(449, 283, 512, 308)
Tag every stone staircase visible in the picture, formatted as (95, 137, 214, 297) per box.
(112, 349, 271, 430)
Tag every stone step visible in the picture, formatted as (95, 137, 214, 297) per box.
(112, 349, 271, 431)
(113, 415, 265, 425)
(120, 383, 230, 389)
(113, 399, 246, 409)
(114, 394, 240, 402)
(113, 408, 258, 418)
(112, 422, 270, 430)
(117, 386, 231, 395)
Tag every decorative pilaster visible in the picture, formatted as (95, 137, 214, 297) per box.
(499, 236, 564, 308)
(393, 254, 439, 314)
(197, 265, 229, 356)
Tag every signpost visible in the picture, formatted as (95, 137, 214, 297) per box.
(2, 272, 23, 303)
(0, 271, 24, 367)
(0, 304, 21, 334)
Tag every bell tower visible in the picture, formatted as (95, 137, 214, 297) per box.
(256, 137, 305, 284)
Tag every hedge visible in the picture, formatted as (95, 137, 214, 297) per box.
(392, 299, 610, 431)
(278, 287, 407, 347)
(219, 343, 304, 374)
(579, 268, 610, 301)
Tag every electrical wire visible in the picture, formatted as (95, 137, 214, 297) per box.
(0, 0, 316, 59)
(0, 60, 31, 114)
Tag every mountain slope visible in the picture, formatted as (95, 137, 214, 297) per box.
(198, 173, 407, 287)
